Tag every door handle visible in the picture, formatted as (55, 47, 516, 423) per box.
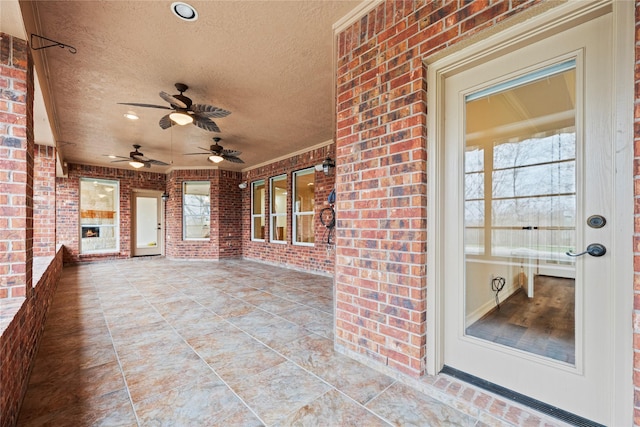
(566, 243, 606, 257)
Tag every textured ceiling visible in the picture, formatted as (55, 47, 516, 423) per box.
(15, 0, 363, 173)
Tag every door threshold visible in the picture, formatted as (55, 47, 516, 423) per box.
(440, 366, 603, 427)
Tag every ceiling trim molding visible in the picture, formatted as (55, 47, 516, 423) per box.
(332, 0, 381, 34)
(241, 138, 334, 173)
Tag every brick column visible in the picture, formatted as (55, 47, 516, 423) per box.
(33, 144, 56, 257)
(0, 32, 33, 299)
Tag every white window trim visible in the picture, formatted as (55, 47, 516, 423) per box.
(79, 178, 120, 255)
(182, 181, 211, 241)
(251, 179, 265, 242)
(293, 168, 315, 246)
(269, 174, 287, 244)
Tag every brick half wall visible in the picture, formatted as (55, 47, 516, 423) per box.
(0, 247, 63, 427)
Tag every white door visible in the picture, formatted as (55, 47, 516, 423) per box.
(133, 191, 163, 256)
(442, 13, 614, 424)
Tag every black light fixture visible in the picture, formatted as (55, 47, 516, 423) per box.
(161, 192, 169, 202)
(321, 156, 335, 175)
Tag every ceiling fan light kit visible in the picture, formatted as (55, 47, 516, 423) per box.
(185, 137, 244, 164)
(169, 111, 193, 125)
(107, 144, 169, 169)
(129, 160, 145, 169)
(119, 83, 230, 133)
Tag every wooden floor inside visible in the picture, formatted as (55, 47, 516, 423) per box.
(466, 275, 575, 364)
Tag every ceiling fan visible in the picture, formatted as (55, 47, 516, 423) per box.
(184, 137, 244, 164)
(108, 144, 169, 169)
(118, 83, 230, 132)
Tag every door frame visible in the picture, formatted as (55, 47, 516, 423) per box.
(131, 189, 164, 256)
(425, 0, 634, 424)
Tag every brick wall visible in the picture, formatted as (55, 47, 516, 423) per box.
(633, 3, 640, 424)
(242, 144, 336, 274)
(33, 145, 56, 257)
(334, 0, 552, 378)
(165, 168, 242, 260)
(56, 163, 166, 264)
(0, 32, 33, 299)
(0, 247, 63, 427)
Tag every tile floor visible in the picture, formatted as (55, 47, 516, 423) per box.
(16, 258, 568, 426)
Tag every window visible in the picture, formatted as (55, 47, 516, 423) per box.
(183, 181, 210, 240)
(293, 168, 315, 245)
(79, 178, 119, 254)
(270, 175, 287, 243)
(251, 180, 266, 241)
(464, 63, 577, 262)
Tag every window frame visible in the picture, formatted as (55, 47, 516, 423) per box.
(79, 178, 120, 255)
(269, 174, 287, 244)
(251, 179, 266, 242)
(292, 168, 315, 246)
(182, 181, 211, 241)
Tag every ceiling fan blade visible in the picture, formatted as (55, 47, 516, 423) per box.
(223, 155, 244, 164)
(159, 91, 188, 109)
(106, 155, 132, 160)
(221, 149, 241, 157)
(159, 115, 174, 130)
(144, 162, 151, 168)
(192, 104, 231, 118)
(117, 102, 171, 110)
(183, 152, 210, 155)
(147, 159, 169, 166)
(111, 159, 130, 163)
(192, 116, 220, 132)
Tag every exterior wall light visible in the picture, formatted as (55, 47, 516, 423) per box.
(161, 192, 169, 202)
(321, 157, 335, 175)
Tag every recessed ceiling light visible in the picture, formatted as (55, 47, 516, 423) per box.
(124, 112, 139, 120)
(171, 2, 198, 22)
(108, 155, 117, 159)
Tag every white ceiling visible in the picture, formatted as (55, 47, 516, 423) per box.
(8, 0, 366, 173)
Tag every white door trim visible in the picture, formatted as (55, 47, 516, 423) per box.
(425, 1, 633, 424)
(132, 189, 164, 257)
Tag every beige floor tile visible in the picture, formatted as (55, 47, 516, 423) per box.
(134, 377, 253, 425)
(274, 389, 392, 427)
(279, 334, 396, 405)
(19, 259, 556, 427)
(18, 388, 137, 427)
(19, 361, 127, 421)
(248, 318, 314, 353)
(366, 382, 477, 427)
(233, 361, 332, 425)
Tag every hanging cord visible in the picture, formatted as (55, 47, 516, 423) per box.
(492, 276, 506, 310)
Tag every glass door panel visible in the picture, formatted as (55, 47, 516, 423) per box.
(136, 196, 158, 248)
(463, 62, 577, 364)
(133, 192, 162, 256)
